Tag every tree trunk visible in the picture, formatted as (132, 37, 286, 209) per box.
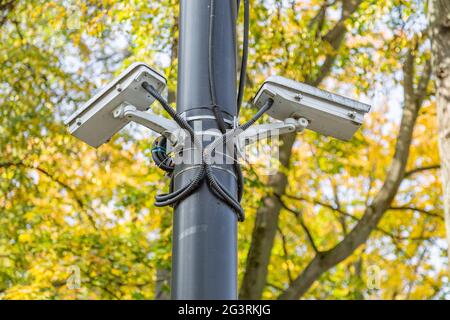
(239, 132, 297, 299)
(429, 0, 450, 268)
(154, 267, 170, 300)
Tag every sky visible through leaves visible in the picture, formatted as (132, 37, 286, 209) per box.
(0, 0, 448, 299)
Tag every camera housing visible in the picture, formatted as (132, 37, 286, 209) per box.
(65, 62, 167, 148)
(253, 76, 371, 141)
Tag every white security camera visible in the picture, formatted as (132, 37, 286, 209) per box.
(253, 76, 371, 141)
(65, 62, 167, 148)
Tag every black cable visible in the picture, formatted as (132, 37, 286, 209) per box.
(204, 99, 274, 221)
(204, 99, 273, 162)
(234, 0, 249, 202)
(209, 0, 228, 134)
(209, 0, 244, 209)
(208, 0, 216, 108)
(237, 0, 249, 113)
(234, 147, 244, 201)
(142, 82, 205, 207)
(151, 136, 174, 173)
(142, 82, 195, 138)
(143, 59, 265, 219)
(208, 173, 245, 220)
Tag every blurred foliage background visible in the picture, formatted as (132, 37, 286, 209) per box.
(0, 0, 447, 299)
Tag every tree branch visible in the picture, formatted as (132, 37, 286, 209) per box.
(0, 161, 98, 229)
(415, 58, 432, 106)
(277, 196, 321, 254)
(282, 193, 432, 243)
(278, 50, 431, 300)
(308, 0, 363, 86)
(403, 164, 441, 178)
(389, 206, 443, 220)
(277, 226, 294, 283)
(0, 0, 16, 28)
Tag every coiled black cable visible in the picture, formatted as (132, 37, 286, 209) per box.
(142, 82, 205, 207)
(143, 82, 272, 220)
(151, 136, 174, 173)
(144, 0, 251, 218)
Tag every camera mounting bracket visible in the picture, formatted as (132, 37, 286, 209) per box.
(113, 104, 180, 146)
(236, 117, 309, 157)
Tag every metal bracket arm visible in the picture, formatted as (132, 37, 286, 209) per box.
(113, 104, 180, 144)
(237, 117, 308, 147)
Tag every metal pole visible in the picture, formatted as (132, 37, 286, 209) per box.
(172, 0, 238, 299)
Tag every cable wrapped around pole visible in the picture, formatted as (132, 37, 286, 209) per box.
(142, 82, 205, 207)
(141, 83, 270, 221)
(203, 99, 274, 221)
